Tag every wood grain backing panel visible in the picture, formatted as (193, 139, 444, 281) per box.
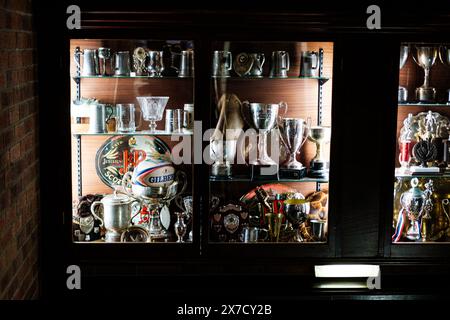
(71, 135, 194, 198)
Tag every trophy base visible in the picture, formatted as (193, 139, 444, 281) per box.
(211, 163, 232, 178)
(251, 164, 279, 181)
(279, 167, 307, 180)
(409, 166, 441, 174)
(308, 160, 329, 179)
(105, 231, 122, 243)
(269, 73, 288, 78)
(415, 87, 436, 103)
(398, 86, 408, 102)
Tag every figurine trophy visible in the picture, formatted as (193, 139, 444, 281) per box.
(399, 45, 409, 102)
(398, 113, 414, 174)
(278, 117, 310, 179)
(412, 45, 438, 103)
(411, 111, 439, 173)
(439, 45, 450, 103)
(307, 126, 332, 179)
(421, 179, 434, 242)
(241, 101, 287, 179)
(122, 167, 187, 241)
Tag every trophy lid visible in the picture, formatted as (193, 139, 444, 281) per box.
(408, 178, 423, 198)
(102, 192, 134, 205)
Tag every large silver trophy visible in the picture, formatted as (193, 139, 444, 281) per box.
(278, 118, 309, 169)
(241, 101, 287, 165)
(308, 126, 331, 179)
(122, 167, 186, 240)
(412, 45, 438, 103)
(439, 45, 450, 103)
(399, 45, 409, 102)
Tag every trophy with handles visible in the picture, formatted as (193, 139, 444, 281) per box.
(412, 45, 438, 103)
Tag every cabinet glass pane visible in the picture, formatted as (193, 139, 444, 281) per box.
(393, 42, 450, 243)
(70, 39, 194, 244)
(208, 41, 333, 244)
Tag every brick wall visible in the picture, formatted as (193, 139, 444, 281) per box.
(0, 0, 39, 299)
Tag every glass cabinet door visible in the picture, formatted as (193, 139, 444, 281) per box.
(70, 39, 195, 244)
(208, 41, 334, 244)
(393, 42, 450, 243)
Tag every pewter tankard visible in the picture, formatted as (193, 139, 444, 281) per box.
(179, 50, 194, 78)
(74, 48, 99, 76)
(212, 51, 232, 77)
(269, 51, 289, 78)
(113, 51, 131, 76)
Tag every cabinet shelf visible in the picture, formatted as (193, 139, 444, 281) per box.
(209, 175, 328, 183)
(72, 75, 194, 80)
(72, 131, 193, 137)
(211, 76, 330, 83)
(398, 102, 450, 107)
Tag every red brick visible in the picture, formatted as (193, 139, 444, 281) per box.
(16, 32, 30, 49)
(0, 31, 16, 49)
(14, 121, 26, 139)
(9, 142, 20, 162)
(0, 73, 5, 89)
(5, 0, 32, 13)
(6, 11, 23, 30)
(0, 109, 9, 127)
(9, 105, 19, 124)
(0, 10, 6, 29)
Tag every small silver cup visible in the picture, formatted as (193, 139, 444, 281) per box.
(165, 109, 183, 133)
(179, 50, 194, 78)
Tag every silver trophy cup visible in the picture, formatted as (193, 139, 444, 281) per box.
(399, 45, 409, 102)
(412, 45, 438, 103)
(308, 126, 331, 179)
(279, 118, 309, 169)
(242, 101, 287, 165)
(210, 139, 237, 177)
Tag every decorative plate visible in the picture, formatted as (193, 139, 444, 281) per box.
(95, 135, 172, 189)
(160, 205, 171, 230)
